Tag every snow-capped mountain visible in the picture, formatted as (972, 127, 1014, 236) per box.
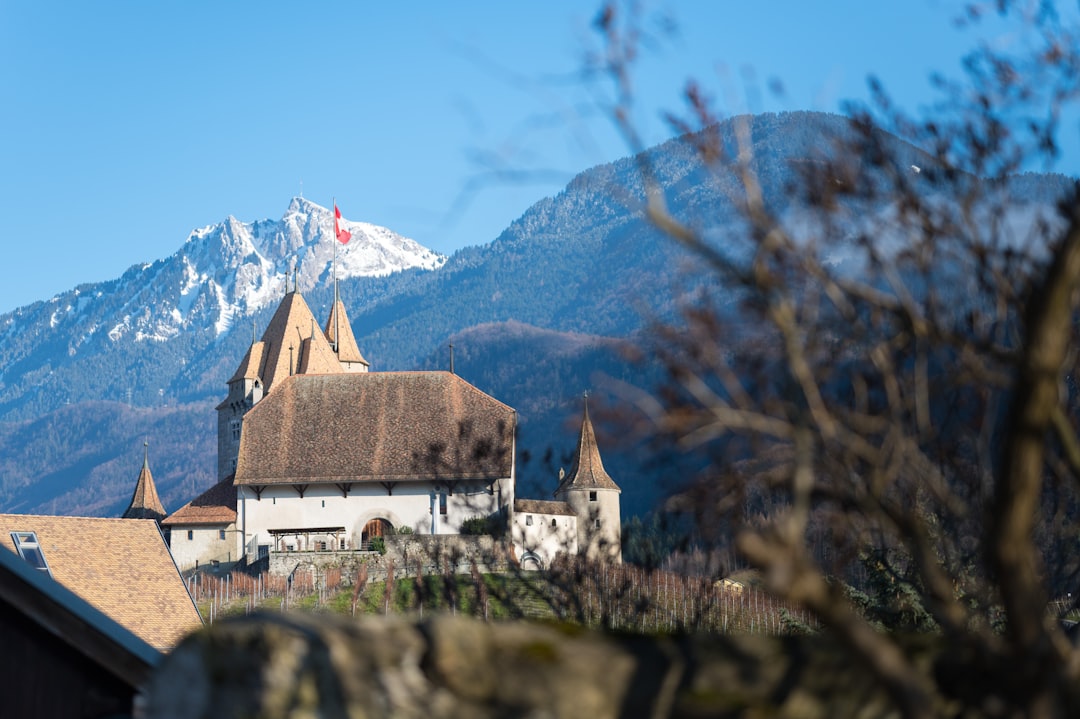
(0, 198, 445, 418)
(114, 197, 445, 340)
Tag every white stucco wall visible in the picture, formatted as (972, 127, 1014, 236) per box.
(166, 524, 239, 572)
(512, 511, 578, 570)
(239, 479, 508, 555)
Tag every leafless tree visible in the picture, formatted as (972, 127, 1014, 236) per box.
(589, 1, 1080, 716)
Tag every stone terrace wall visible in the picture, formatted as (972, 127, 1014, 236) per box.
(267, 535, 512, 584)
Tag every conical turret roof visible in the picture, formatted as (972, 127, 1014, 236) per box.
(122, 443, 167, 523)
(556, 399, 620, 494)
(324, 297, 369, 366)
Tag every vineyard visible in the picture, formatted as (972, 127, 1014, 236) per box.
(188, 559, 817, 635)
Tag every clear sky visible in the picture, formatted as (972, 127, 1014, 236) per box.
(1, 1, 1074, 315)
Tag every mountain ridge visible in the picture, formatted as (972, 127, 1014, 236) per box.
(0, 110, 1073, 520)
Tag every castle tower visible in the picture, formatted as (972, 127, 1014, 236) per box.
(216, 288, 345, 480)
(554, 396, 622, 563)
(122, 441, 167, 524)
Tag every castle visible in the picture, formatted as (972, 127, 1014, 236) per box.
(160, 282, 621, 573)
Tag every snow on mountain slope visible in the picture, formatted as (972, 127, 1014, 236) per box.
(42, 197, 446, 343)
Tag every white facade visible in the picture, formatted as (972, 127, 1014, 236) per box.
(238, 479, 511, 560)
(167, 524, 239, 572)
(511, 507, 578, 570)
(558, 486, 622, 564)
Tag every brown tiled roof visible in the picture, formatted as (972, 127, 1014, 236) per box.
(0, 514, 202, 651)
(122, 448, 167, 522)
(227, 340, 266, 384)
(255, 292, 342, 394)
(297, 331, 341, 375)
(162, 476, 238, 527)
(235, 371, 516, 485)
(325, 297, 369, 366)
(514, 498, 576, 516)
(556, 402, 621, 494)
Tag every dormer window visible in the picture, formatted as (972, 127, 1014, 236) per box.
(11, 532, 51, 576)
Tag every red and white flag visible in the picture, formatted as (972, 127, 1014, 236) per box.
(334, 203, 351, 244)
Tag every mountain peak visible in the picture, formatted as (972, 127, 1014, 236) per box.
(285, 196, 325, 217)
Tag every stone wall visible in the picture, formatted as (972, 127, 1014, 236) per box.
(267, 534, 513, 585)
(143, 612, 902, 718)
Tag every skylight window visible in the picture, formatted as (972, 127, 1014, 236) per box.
(10, 531, 51, 576)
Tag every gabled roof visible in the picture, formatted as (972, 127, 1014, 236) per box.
(325, 297, 369, 366)
(235, 371, 516, 486)
(0, 514, 203, 651)
(556, 402, 621, 494)
(252, 291, 342, 394)
(162, 476, 238, 527)
(514, 498, 576, 517)
(122, 445, 167, 522)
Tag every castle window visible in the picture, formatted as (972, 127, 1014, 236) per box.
(439, 493, 447, 516)
(551, 518, 557, 528)
(219, 529, 226, 541)
(589, 491, 597, 502)
(187, 530, 194, 541)
(594, 519, 601, 528)
(526, 515, 533, 526)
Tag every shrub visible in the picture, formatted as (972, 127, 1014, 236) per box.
(459, 517, 492, 535)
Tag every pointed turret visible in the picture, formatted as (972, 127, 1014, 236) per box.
(217, 289, 344, 480)
(324, 297, 369, 372)
(257, 290, 343, 392)
(555, 395, 622, 563)
(123, 442, 167, 524)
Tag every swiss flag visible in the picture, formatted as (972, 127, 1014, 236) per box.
(334, 203, 351, 244)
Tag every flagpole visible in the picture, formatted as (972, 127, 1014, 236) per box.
(333, 197, 340, 354)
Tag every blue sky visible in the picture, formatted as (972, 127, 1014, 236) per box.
(1, 1, 1073, 315)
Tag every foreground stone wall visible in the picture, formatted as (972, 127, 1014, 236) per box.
(144, 613, 900, 718)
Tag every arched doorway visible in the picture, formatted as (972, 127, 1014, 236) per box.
(361, 518, 393, 548)
(520, 551, 543, 572)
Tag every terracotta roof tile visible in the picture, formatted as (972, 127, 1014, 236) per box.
(514, 498, 576, 516)
(256, 292, 342, 393)
(235, 372, 516, 485)
(325, 298, 369, 366)
(162, 477, 238, 527)
(228, 341, 267, 384)
(556, 402, 620, 494)
(0, 514, 202, 651)
(122, 448, 167, 522)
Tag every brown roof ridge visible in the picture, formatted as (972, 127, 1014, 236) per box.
(237, 472, 502, 485)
